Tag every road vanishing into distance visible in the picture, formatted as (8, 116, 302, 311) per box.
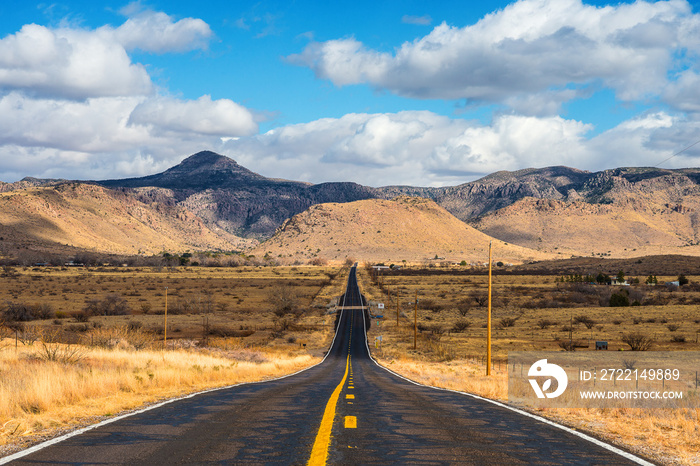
(4, 266, 650, 465)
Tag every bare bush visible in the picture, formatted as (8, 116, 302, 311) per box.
(421, 299, 444, 313)
(471, 293, 488, 307)
(34, 330, 86, 364)
(622, 333, 654, 351)
(267, 285, 299, 317)
(558, 340, 576, 351)
(451, 320, 471, 333)
(574, 315, 596, 329)
(498, 317, 517, 328)
(537, 319, 554, 329)
(87, 326, 155, 350)
(667, 324, 679, 332)
(84, 294, 131, 316)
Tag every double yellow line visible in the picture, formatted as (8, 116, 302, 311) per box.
(307, 354, 351, 466)
(307, 311, 354, 465)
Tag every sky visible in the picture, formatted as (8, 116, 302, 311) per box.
(1, 0, 700, 187)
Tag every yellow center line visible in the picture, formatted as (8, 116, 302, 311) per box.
(307, 352, 352, 465)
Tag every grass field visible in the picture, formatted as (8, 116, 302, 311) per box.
(0, 265, 347, 351)
(2, 262, 699, 464)
(357, 264, 700, 465)
(0, 265, 347, 455)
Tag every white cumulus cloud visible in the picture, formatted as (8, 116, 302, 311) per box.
(222, 110, 700, 187)
(129, 95, 258, 137)
(0, 24, 152, 100)
(110, 10, 213, 53)
(289, 0, 697, 112)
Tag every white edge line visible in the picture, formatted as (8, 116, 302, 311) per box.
(0, 279, 350, 465)
(356, 281, 655, 466)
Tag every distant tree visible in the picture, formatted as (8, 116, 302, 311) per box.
(678, 274, 689, 286)
(616, 270, 625, 283)
(596, 273, 611, 285)
(645, 275, 658, 285)
(609, 291, 630, 307)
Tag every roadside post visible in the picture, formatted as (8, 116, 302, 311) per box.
(487, 242, 492, 376)
(414, 290, 418, 350)
(396, 292, 399, 327)
(164, 286, 168, 350)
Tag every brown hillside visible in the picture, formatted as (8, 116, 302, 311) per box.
(470, 191, 700, 258)
(253, 197, 553, 264)
(0, 183, 253, 256)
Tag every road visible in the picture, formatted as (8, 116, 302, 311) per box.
(4, 266, 649, 465)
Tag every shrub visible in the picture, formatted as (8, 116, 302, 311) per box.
(609, 292, 630, 307)
(574, 315, 596, 329)
(667, 324, 679, 332)
(451, 320, 471, 333)
(34, 330, 85, 364)
(671, 335, 686, 343)
(3, 302, 34, 322)
(537, 319, 554, 329)
(266, 285, 299, 317)
(558, 340, 575, 351)
(499, 317, 517, 328)
(622, 332, 654, 351)
(84, 294, 131, 316)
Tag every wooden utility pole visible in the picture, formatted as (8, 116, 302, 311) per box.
(487, 242, 492, 376)
(396, 292, 399, 327)
(413, 290, 418, 350)
(164, 287, 168, 349)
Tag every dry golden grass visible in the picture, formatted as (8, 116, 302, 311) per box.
(0, 265, 348, 456)
(358, 265, 700, 466)
(0, 265, 343, 350)
(0, 338, 320, 455)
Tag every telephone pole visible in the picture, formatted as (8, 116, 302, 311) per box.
(413, 290, 418, 350)
(396, 292, 399, 327)
(486, 242, 492, 376)
(164, 287, 168, 350)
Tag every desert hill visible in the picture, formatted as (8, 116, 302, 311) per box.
(0, 183, 251, 257)
(99, 151, 379, 238)
(4, 151, 700, 261)
(470, 170, 700, 258)
(252, 197, 553, 264)
(95, 152, 700, 255)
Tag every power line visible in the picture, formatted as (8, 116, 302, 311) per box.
(655, 138, 700, 167)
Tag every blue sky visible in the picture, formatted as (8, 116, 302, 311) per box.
(0, 0, 699, 186)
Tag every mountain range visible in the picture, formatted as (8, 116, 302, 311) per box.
(2, 150, 700, 262)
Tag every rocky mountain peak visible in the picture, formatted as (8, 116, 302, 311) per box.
(164, 151, 260, 178)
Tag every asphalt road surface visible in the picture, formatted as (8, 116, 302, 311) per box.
(4, 266, 649, 465)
